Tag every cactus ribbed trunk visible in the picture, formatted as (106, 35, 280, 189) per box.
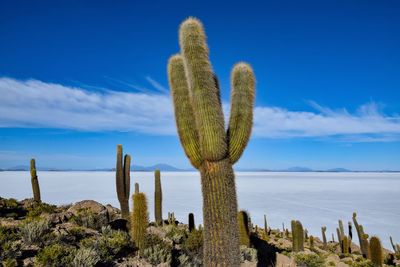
(116, 145, 130, 219)
(30, 158, 41, 202)
(189, 213, 195, 232)
(199, 159, 240, 266)
(154, 169, 162, 225)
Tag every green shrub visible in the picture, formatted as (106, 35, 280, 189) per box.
(164, 225, 186, 244)
(0, 198, 18, 209)
(68, 226, 86, 240)
(0, 241, 21, 262)
(3, 258, 17, 267)
(20, 219, 50, 245)
(143, 243, 172, 265)
(178, 253, 202, 267)
(78, 229, 131, 262)
(72, 247, 100, 267)
(294, 253, 325, 267)
(240, 245, 258, 262)
(35, 244, 74, 267)
(0, 225, 18, 245)
(70, 208, 104, 230)
(26, 202, 60, 218)
(182, 229, 203, 256)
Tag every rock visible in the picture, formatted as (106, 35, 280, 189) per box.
(22, 257, 35, 267)
(20, 198, 36, 209)
(275, 253, 296, 267)
(42, 211, 73, 225)
(114, 255, 153, 267)
(109, 219, 128, 232)
(67, 200, 110, 226)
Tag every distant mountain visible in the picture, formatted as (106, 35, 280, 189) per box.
(326, 168, 351, 172)
(284, 166, 314, 172)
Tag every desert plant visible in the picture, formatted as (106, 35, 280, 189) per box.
(264, 214, 268, 235)
(310, 235, 314, 248)
(154, 168, 162, 225)
(297, 220, 304, 251)
(292, 220, 298, 251)
(183, 229, 204, 256)
(343, 235, 349, 254)
(70, 207, 105, 230)
(116, 144, 130, 219)
(35, 244, 74, 267)
(30, 158, 41, 202)
(143, 243, 172, 265)
(167, 17, 255, 266)
(349, 221, 353, 240)
(240, 245, 257, 262)
(294, 252, 325, 267)
(135, 182, 139, 194)
(321, 226, 327, 250)
(238, 210, 250, 247)
(369, 236, 382, 266)
(21, 219, 50, 245)
(72, 247, 100, 267)
(131, 192, 149, 255)
(353, 212, 369, 258)
(189, 213, 195, 232)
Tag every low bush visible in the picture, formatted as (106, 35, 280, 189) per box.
(35, 244, 74, 267)
(26, 202, 60, 218)
(294, 252, 325, 267)
(20, 219, 50, 245)
(70, 208, 104, 230)
(72, 247, 100, 267)
(240, 245, 258, 262)
(182, 229, 203, 256)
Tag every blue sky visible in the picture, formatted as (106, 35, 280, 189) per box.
(1, 0, 400, 170)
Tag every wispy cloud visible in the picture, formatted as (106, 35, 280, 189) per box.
(1, 77, 400, 142)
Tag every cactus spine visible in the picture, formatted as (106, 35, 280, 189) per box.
(30, 158, 41, 202)
(238, 210, 250, 247)
(154, 168, 162, 225)
(189, 213, 195, 232)
(116, 145, 130, 219)
(168, 17, 255, 267)
(135, 183, 139, 194)
(369, 236, 383, 266)
(321, 226, 327, 250)
(131, 192, 149, 255)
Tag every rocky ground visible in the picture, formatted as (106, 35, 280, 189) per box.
(0, 197, 399, 266)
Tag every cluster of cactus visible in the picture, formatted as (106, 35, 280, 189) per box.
(115, 144, 130, 219)
(337, 219, 351, 253)
(167, 212, 175, 225)
(188, 213, 195, 232)
(131, 192, 149, 255)
(321, 226, 327, 250)
(369, 236, 383, 266)
(353, 212, 369, 258)
(167, 16, 255, 266)
(291, 220, 304, 252)
(238, 210, 250, 247)
(154, 169, 162, 225)
(30, 158, 41, 202)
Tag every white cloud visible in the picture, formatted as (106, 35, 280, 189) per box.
(1, 77, 400, 142)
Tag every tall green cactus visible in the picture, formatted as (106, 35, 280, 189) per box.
(189, 213, 195, 232)
(309, 235, 314, 248)
(167, 17, 255, 267)
(291, 220, 298, 252)
(343, 235, 349, 254)
(154, 168, 162, 225)
(116, 144, 130, 218)
(321, 226, 327, 250)
(30, 158, 41, 202)
(131, 192, 149, 255)
(369, 236, 383, 266)
(238, 210, 250, 247)
(296, 221, 304, 251)
(353, 212, 369, 258)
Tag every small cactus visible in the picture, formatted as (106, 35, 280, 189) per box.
(264, 214, 268, 235)
(189, 213, 195, 232)
(30, 158, 41, 202)
(291, 220, 298, 251)
(310, 235, 314, 248)
(135, 182, 139, 194)
(348, 221, 353, 240)
(116, 145, 130, 218)
(131, 192, 149, 255)
(369, 236, 383, 266)
(154, 168, 162, 225)
(321, 226, 327, 250)
(343, 235, 349, 254)
(238, 210, 250, 247)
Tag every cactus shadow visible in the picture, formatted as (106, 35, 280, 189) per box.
(250, 234, 283, 267)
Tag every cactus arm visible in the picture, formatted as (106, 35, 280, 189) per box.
(168, 54, 202, 168)
(116, 144, 124, 201)
(123, 154, 131, 199)
(179, 18, 227, 161)
(227, 63, 255, 164)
